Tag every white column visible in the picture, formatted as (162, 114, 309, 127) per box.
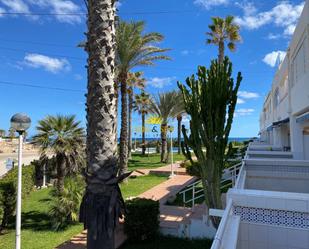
(290, 115, 304, 159)
(15, 134, 23, 249)
(42, 163, 46, 188)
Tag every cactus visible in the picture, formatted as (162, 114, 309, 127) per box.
(178, 57, 242, 228)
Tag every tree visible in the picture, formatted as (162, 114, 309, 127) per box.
(133, 91, 151, 155)
(32, 115, 85, 192)
(0, 129, 5, 138)
(206, 16, 241, 63)
(127, 72, 146, 159)
(178, 57, 242, 228)
(149, 91, 184, 162)
(79, 2, 129, 248)
(116, 20, 170, 175)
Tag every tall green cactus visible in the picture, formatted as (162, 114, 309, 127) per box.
(178, 57, 242, 228)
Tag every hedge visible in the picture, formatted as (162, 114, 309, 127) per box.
(0, 164, 35, 231)
(124, 198, 160, 241)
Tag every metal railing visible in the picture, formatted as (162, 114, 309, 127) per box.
(179, 161, 242, 207)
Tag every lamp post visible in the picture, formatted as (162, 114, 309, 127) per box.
(134, 132, 137, 151)
(10, 113, 31, 249)
(168, 125, 175, 178)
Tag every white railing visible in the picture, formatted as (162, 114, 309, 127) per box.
(210, 200, 233, 249)
(179, 162, 242, 207)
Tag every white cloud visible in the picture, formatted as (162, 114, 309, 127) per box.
(23, 53, 71, 73)
(235, 108, 255, 117)
(0, 0, 30, 12)
(194, 0, 229, 9)
(235, 1, 304, 36)
(115, 1, 122, 8)
(147, 77, 176, 88)
(74, 74, 83, 80)
(237, 98, 245, 104)
(267, 33, 281, 40)
(182, 116, 191, 123)
(0, 7, 5, 17)
(238, 91, 259, 99)
(28, 0, 82, 24)
(181, 50, 190, 56)
(263, 51, 286, 67)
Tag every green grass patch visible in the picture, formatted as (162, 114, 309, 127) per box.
(120, 235, 212, 249)
(128, 153, 186, 172)
(0, 175, 167, 249)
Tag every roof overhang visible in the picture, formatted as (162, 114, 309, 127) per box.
(296, 112, 309, 124)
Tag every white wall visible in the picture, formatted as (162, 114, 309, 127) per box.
(304, 134, 309, 160)
(238, 222, 309, 249)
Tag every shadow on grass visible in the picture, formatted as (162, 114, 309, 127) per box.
(6, 211, 52, 231)
(21, 211, 52, 231)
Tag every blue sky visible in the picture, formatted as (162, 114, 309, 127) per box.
(0, 0, 305, 138)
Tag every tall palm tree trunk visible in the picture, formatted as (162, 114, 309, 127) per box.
(177, 115, 182, 154)
(56, 154, 65, 192)
(218, 41, 224, 64)
(127, 88, 133, 159)
(80, 1, 126, 249)
(119, 74, 128, 175)
(161, 124, 168, 162)
(142, 113, 146, 155)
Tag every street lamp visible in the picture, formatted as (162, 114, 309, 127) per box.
(10, 113, 31, 249)
(168, 125, 175, 178)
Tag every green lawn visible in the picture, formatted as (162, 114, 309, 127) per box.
(128, 153, 186, 172)
(0, 175, 167, 249)
(120, 236, 212, 249)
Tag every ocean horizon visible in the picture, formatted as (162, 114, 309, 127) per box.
(121, 137, 252, 143)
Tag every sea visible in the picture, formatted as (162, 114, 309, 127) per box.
(129, 137, 251, 143)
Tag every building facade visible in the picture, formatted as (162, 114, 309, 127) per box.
(259, 0, 309, 160)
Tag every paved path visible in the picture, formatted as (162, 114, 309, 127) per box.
(57, 173, 197, 249)
(139, 174, 196, 204)
(0, 151, 40, 177)
(149, 163, 187, 176)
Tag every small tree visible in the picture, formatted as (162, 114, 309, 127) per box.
(32, 115, 85, 192)
(133, 91, 151, 155)
(127, 72, 146, 159)
(178, 57, 242, 228)
(149, 91, 184, 163)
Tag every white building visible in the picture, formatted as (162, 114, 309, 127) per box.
(209, 1, 309, 248)
(259, 0, 309, 160)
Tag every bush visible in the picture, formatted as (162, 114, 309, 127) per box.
(0, 165, 35, 231)
(49, 175, 85, 230)
(183, 160, 201, 177)
(124, 198, 159, 241)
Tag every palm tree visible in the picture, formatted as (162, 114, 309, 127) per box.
(79, 1, 128, 248)
(116, 20, 170, 175)
(149, 91, 184, 162)
(32, 115, 85, 192)
(133, 91, 151, 155)
(206, 15, 241, 63)
(127, 72, 146, 159)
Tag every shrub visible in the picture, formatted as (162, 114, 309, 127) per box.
(0, 181, 16, 230)
(0, 164, 35, 231)
(49, 175, 85, 230)
(124, 198, 159, 241)
(183, 160, 201, 177)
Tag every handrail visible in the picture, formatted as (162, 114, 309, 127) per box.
(210, 200, 233, 249)
(179, 161, 242, 207)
